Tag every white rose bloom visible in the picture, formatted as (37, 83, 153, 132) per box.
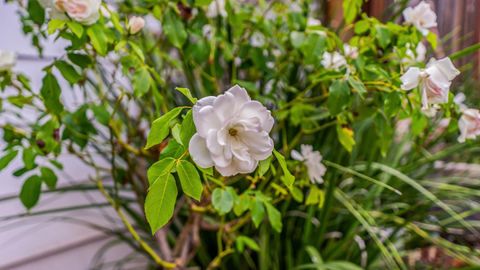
(458, 108, 480, 143)
(0, 50, 16, 72)
(321, 51, 347, 70)
(128, 16, 145, 34)
(291, 144, 326, 184)
(400, 57, 460, 109)
(189, 85, 274, 176)
(206, 0, 227, 18)
(344, 44, 358, 59)
(402, 42, 426, 65)
(403, 1, 437, 36)
(54, 0, 101, 25)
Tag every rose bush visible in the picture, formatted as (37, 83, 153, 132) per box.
(1, 0, 480, 269)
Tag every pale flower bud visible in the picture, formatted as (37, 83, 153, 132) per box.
(128, 16, 145, 34)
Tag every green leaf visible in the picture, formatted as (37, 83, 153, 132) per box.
(180, 110, 195, 147)
(327, 80, 350, 116)
(20, 175, 42, 209)
(175, 87, 197, 104)
(145, 107, 183, 149)
(264, 202, 282, 232)
(306, 186, 325, 207)
(0, 150, 18, 171)
(68, 53, 92, 68)
(55, 60, 82, 84)
(91, 104, 110, 126)
(67, 21, 84, 38)
(27, 0, 45, 24)
(40, 167, 57, 189)
(22, 148, 36, 170)
(249, 197, 265, 227)
(147, 157, 176, 186)
(234, 193, 251, 216)
(176, 160, 203, 201)
(133, 67, 151, 97)
(87, 25, 108, 56)
(336, 125, 356, 153)
(40, 73, 63, 114)
(347, 77, 367, 97)
(257, 156, 272, 177)
(354, 20, 369, 34)
(343, 0, 362, 24)
(273, 150, 294, 187)
(163, 10, 187, 48)
(129, 41, 145, 62)
(48, 19, 66, 34)
(426, 32, 437, 50)
(375, 26, 391, 49)
(212, 188, 234, 215)
(235, 236, 260, 252)
(145, 173, 178, 234)
(160, 140, 185, 159)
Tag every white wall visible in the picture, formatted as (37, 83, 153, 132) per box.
(0, 4, 140, 269)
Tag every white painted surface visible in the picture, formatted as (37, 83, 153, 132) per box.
(0, 4, 139, 269)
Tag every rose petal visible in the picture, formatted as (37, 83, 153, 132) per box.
(189, 134, 214, 168)
(400, 67, 421, 90)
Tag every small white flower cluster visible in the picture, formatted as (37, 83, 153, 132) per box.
(399, 1, 480, 142)
(321, 44, 358, 71)
(291, 145, 327, 184)
(0, 50, 16, 72)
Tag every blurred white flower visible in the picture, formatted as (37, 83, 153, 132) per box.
(454, 92, 467, 110)
(402, 42, 426, 65)
(321, 51, 347, 70)
(344, 44, 358, 59)
(290, 2, 302, 13)
(250, 32, 265, 47)
(54, 0, 101, 25)
(189, 85, 274, 176)
(403, 1, 437, 35)
(400, 57, 460, 109)
(206, 0, 227, 18)
(307, 17, 321, 27)
(128, 16, 145, 34)
(291, 144, 326, 184)
(0, 50, 16, 71)
(202, 24, 213, 40)
(458, 108, 480, 143)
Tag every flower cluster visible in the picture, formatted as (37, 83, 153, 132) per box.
(291, 145, 327, 184)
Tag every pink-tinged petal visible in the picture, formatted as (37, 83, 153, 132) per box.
(189, 134, 214, 168)
(431, 57, 460, 81)
(400, 67, 421, 90)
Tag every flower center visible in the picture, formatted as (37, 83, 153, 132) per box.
(228, 128, 238, 136)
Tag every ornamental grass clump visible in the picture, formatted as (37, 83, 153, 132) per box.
(1, 0, 480, 269)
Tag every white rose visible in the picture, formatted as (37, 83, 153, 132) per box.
(189, 85, 274, 176)
(0, 50, 16, 72)
(321, 51, 347, 70)
(206, 0, 227, 18)
(458, 108, 480, 143)
(344, 44, 358, 59)
(54, 0, 101, 25)
(128, 16, 145, 34)
(403, 1, 437, 36)
(400, 57, 460, 110)
(291, 144, 326, 184)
